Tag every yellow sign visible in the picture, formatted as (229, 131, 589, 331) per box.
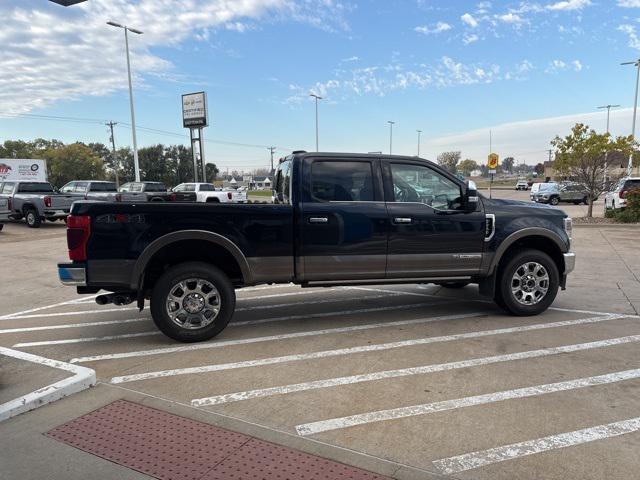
(488, 153, 499, 170)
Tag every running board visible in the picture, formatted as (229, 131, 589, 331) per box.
(302, 276, 473, 288)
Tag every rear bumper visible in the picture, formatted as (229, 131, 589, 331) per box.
(58, 263, 86, 286)
(44, 209, 70, 219)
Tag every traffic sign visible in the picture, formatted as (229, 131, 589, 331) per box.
(488, 153, 499, 170)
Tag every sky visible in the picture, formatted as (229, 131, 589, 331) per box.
(2, 0, 640, 171)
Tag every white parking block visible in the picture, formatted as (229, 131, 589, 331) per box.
(194, 333, 640, 408)
(0, 347, 95, 422)
(109, 314, 622, 384)
(295, 362, 640, 436)
(432, 416, 640, 474)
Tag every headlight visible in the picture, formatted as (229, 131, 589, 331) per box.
(563, 217, 572, 241)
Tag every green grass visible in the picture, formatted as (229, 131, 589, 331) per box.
(248, 190, 272, 197)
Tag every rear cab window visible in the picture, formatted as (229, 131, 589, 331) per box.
(17, 182, 54, 193)
(310, 161, 375, 202)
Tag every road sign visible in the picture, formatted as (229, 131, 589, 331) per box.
(182, 92, 209, 128)
(488, 153, 499, 170)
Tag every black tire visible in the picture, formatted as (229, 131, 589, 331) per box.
(0, 223, 4, 231)
(150, 197, 164, 202)
(582, 196, 588, 205)
(150, 262, 235, 342)
(495, 249, 559, 316)
(24, 208, 41, 228)
(206, 198, 220, 203)
(437, 281, 470, 289)
(573, 201, 580, 205)
(549, 196, 559, 206)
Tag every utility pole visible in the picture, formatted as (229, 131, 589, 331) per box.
(597, 104, 620, 186)
(268, 147, 276, 173)
(622, 59, 640, 175)
(416, 130, 422, 157)
(309, 94, 322, 151)
(388, 121, 395, 155)
(106, 121, 120, 188)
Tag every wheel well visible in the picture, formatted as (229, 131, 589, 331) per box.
(206, 197, 220, 203)
(497, 235, 565, 275)
(142, 240, 245, 293)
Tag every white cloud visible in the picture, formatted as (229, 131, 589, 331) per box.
(546, 0, 592, 11)
(414, 22, 452, 35)
(617, 0, 640, 7)
(341, 56, 360, 63)
(0, 0, 352, 115)
(461, 13, 479, 27)
(545, 59, 584, 73)
(497, 13, 524, 23)
(463, 33, 480, 44)
(619, 24, 640, 49)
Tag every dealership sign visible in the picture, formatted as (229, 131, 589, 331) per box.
(182, 92, 209, 128)
(0, 159, 47, 182)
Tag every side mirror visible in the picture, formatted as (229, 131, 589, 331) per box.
(465, 180, 478, 212)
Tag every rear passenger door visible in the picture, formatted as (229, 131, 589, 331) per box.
(299, 157, 388, 281)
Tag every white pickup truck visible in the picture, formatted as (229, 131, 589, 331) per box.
(172, 183, 247, 203)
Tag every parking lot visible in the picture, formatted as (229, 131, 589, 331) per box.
(1, 192, 640, 480)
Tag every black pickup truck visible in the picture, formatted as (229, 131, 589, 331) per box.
(58, 152, 575, 342)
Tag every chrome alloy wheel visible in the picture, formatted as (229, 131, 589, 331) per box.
(511, 262, 549, 306)
(165, 278, 220, 329)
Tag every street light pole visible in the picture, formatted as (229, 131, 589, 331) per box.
(388, 121, 395, 155)
(108, 21, 143, 182)
(309, 93, 322, 151)
(416, 129, 422, 157)
(597, 104, 620, 186)
(622, 59, 640, 175)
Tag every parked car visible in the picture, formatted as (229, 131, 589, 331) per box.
(529, 182, 542, 200)
(0, 181, 75, 227)
(531, 182, 590, 206)
(0, 196, 10, 231)
(60, 181, 119, 201)
(604, 177, 640, 210)
(172, 183, 231, 203)
(515, 179, 529, 191)
(117, 182, 173, 202)
(58, 152, 575, 343)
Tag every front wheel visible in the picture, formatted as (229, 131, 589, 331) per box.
(495, 249, 559, 316)
(549, 196, 559, 206)
(582, 196, 588, 205)
(150, 262, 236, 342)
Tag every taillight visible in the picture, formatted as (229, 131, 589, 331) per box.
(7, 198, 12, 211)
(44, 196, 52, 207)
(169, 193, 177, 201)
(115, 193, 122, 202)
(620, 190, 627, 199)
(227, 192, 233, 200)
(66, 215, 91, 261)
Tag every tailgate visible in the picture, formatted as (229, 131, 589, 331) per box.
(232, 191, 247, 202)
(51, 195, 75, 209)
(118, 192, 147, 202)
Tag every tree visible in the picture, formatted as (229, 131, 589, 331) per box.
(552, 123, 638, 217)
(535, 163, 545, 175)
(437, 151, 461, 173)
(42, 143, 106, 187)
(458, 159, 478, 176)
(205, 163, 219, 183)
(502, 156, 515, 174)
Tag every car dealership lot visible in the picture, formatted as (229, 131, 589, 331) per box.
(2, 201, 640, 479)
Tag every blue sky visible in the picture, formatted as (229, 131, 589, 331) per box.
(3, 0, 640, 170)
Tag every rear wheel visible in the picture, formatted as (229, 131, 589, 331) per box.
(150, 262, 235, 342)
(582, 196, 588, 205)
(494, 249, 559, 316)
(24, 208, 41, 228)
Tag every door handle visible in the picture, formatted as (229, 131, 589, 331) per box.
(393, 217, 412, 224)
(308, 216, 329, 224)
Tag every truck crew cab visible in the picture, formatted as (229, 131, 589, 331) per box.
(58, 152, 575, 342)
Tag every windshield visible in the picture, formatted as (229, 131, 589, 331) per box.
(538, 183, 557, 192)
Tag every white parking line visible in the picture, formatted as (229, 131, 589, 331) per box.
(71, 302, 448, 363)
(0, 347, 95, 422)
(295, 363, 640, 436)
(193, 333, 640, 408)
(13, 331, 161, 347)
(108, 314, 622, 384)
(0, 318, 148, 334)
(2, 307, 140, 320)
(0, 295, 100, 320)
(432, 416, 640, 475)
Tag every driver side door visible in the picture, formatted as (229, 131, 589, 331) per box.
(384, 161, 485, 278)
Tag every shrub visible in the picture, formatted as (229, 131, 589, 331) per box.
(610, 188, 640, 223)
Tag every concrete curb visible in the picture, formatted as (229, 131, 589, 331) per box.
(0, 347, 96, 422)
(573, 223, 640, 228)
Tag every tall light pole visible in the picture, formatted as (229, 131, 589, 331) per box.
(597, 104, 620, 185)
(388, 121, 395, 155)
(416, 129, 422, 157)
(622, 59, 640, 175)
(108, 21, 143, 182)
(309, 93, 322, 152)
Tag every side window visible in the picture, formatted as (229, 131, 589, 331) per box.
(89, 183, 104, 192)
(1, 182, 15, 194)
(60, 182, 75, 193)
(74, 182, 89, 193)
(390, 163, 462, 210)
(311, 161, 374, 202)
(185, 184, 197, 192)
(274, 160, 292, 204)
